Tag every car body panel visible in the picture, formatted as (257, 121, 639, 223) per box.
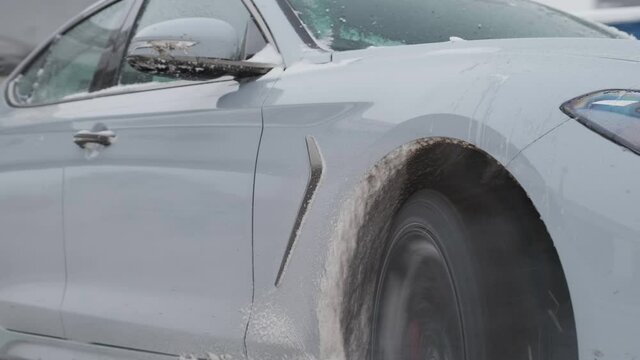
(0, 170, 65, 339)
(56, 78, 278, 357)
(0, 329, 172, 360)
(509, 119, 640, 360)
(248, 37, 640, 359)
(0, 71, 281, 358)
(0, 99, 70, 339)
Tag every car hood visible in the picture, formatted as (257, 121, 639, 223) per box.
(328, 38, 640, 116)
(333, 37, 640, 65)
(316, 37, 640, 160)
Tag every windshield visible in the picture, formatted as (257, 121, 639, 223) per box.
(287, 0, 620, 51)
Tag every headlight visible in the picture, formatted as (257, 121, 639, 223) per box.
(561, 89, 640, 155)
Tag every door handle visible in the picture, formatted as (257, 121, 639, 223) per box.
(73, 123, 116, 149)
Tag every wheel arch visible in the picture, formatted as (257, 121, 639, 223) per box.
(318, 136, 577, 359)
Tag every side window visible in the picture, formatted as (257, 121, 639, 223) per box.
(13, 0, 134, 105)
(119, 0, 267, 86)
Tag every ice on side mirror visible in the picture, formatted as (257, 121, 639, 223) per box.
(129, 17, 241, 61)
(126, 18, 277, 80)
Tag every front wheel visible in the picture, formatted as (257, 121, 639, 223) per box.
(371, 190, 576, 360)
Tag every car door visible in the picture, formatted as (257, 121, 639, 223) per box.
(0, 0, 138, 340)
(0, 97, 67, 339)
(59, 1, 277, 358)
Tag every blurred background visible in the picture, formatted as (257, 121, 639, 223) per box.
(0, 0, 639, 78)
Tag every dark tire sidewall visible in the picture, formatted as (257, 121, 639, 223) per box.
(372, 190, 487, 360)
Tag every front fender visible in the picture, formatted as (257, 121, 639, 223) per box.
(248, 39, 640, 359)
(508, 119, 640, 360)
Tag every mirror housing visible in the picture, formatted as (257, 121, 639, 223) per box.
(126, 18, 277, 80)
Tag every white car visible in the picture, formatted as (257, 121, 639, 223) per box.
(0, 0, 638, 360)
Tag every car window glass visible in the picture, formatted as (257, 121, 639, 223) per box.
(287, 0, 621, 51)
(13, 0, 133, 105)
(119, 0, 266, 86)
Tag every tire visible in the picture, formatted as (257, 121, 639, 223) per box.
(370, 189, 577, 360)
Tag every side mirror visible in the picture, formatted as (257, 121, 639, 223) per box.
(126, 18, 278, 80)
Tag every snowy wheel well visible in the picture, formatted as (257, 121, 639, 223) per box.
(319, 137, 576, 359)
